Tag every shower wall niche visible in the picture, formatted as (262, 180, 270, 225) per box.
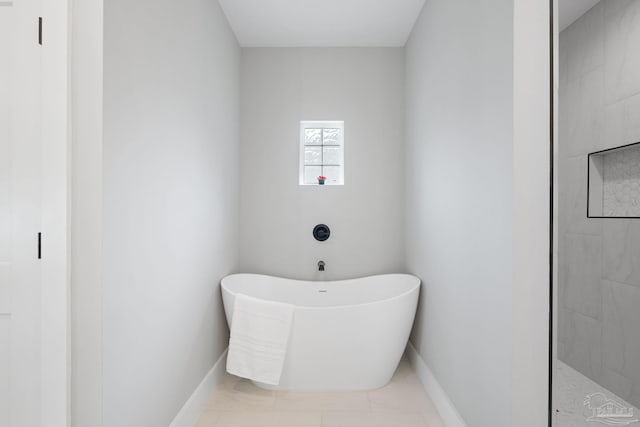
(588, 142, 640, 218)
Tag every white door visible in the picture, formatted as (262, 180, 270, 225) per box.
(0, 0, 44, 426)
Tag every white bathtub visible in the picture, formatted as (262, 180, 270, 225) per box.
(220, 273, 420, 391)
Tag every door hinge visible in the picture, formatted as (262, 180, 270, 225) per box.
(38, 17, 42, 45)
(37, 232, 42, 260)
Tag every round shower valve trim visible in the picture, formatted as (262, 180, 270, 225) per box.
(313, 224, 330, 241)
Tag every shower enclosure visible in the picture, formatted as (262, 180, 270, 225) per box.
(556, 1, 640, 425)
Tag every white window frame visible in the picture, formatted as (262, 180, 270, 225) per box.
(299, 120, 345, 186)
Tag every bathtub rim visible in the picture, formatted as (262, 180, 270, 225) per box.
(220, 273, 421, 310)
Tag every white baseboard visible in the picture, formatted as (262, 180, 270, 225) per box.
(170, 349, 228, 427)
(406, 342, 467, 427)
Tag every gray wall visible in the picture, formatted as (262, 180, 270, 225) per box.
(404, 0, 514, 426)
(559, 0, 640, 408)
(239, 48, 405, 281)
(102, 0, 240, 425)
(71, 0, 103, 424)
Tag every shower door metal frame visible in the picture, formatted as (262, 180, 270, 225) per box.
(549, 0, 557, 425)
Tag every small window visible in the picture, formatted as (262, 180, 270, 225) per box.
(299, 121, 344, 185)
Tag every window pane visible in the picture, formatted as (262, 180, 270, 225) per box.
(323, 128, 340, 145)
(323, 166, 341, 184)
(323, 146, 341, 165)
(304, 166, 322, 184)
(304, 147, 322, 165)
(305, 129, 322, 145)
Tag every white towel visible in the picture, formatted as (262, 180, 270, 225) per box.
(226, 293, 295, 385)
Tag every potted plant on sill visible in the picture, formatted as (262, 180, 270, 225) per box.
(317, 175, 326, 185)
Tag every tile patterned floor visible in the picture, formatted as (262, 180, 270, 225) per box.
(194, 356, 446, 427)
(556, 361, 640, 427)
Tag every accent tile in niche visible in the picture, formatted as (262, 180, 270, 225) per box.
(604, 0, 640, 104)
(603, 219, 640, 287)
(562, 234, 602, 320)
(603, 145, 640, 216)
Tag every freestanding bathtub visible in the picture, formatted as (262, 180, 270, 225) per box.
(220, 273, 420, 391)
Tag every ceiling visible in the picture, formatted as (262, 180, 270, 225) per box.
(559, 0, 600, 31)
(217, 0, 426, 47)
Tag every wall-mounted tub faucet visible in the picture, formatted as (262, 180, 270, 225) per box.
(318, 261, 325, 272)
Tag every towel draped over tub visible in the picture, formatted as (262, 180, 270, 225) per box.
(226, 293, 295, 385)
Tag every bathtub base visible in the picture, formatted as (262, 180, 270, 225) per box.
(251, 353, 403, 392)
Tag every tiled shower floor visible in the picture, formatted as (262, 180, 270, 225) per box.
(556, 361, 640, 427)
(194, 356, 446, 427)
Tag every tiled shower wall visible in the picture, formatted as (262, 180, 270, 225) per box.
(559, 0, 640, 407)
